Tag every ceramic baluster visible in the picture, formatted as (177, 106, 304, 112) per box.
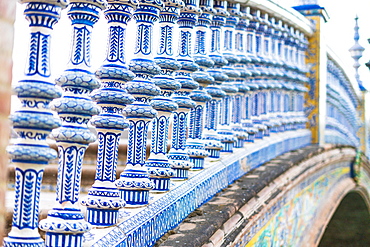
(251, 9, 263, 77)
(260, 13, 275, 137)
(292, 28, 300, 71)
(146, 0, 183, 192)
(242, 87, 259, 143)
(231, 4, 251, 148)
(166, 0, 200, 179)
(115, 0, 163, 207)
(244, 7, 259, 79)
(244, 6, 260, 88)
(186, 0, 215, 170)
(80, 0, 137, 226)
(262, 13, 274, 72)
(275, 20, 287, 132)
(281, 23, 293, 132)
(4, 1, 67, 246)
(249, 10, 267, 139)
(286, 26, 295, 70)
(285, 25, 296, 130)
(218, 0, 239, 153)
(240, 6, 258, 143)
(203, 0, 229, 158)
(292, 30, 307, 130)
(287, 27, 297, 130)
(297, 33, 309, 129)
(267, 17, 283, 133)
(39, 1, 106, 246)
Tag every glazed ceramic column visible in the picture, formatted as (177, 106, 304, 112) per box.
(250, 10, 267, 139)
(241, 6, 259, 142)
(203, 0, 228, 158)
(262, 13, 274, 73)
(146, 0, 183, 192)
(276, 20, 287, 132)
(297, 33, 309, 129)
(242, 86, 258, 143)
(284, 25, 296, 131)
(285, 27, 296, 131)
(166, 0, 199, 179)
(231, 5, 250, 148)
(276, 20, 286, 102)
(285, 24, 296, 131)
(39, 0, 106, 246)
(186, 0, 214, 170)
(218, 0, 239, 153)
(253, 10, 264, 67)
(292, 30, 307, 130)
(4, 1, 66, 246)
(115, 0, 162, 207)
(268, 18, 283, 133)
(245, 7, 259, 78)
(260, 14, 274, 137)
(80, 0, 136, 227)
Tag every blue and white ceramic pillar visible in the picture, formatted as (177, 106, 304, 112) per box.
(241, 86, 258, 143)
(244, 6, 260, 116)
(80, 0, 137, 226)
(281, 23, 293, 131)
(249, 10, 268, 139)
(292, 30, 308, 130)
(267, 17, 282, 133)
(4, 1, 67, 246)
(297, 33, 309, 129)
(239, 6, 258, 142)
(275, 20, 287, 132)
(289, 28, 299, 130)
(283, 26, 294, 131)
(203, 0, 229, 158)
(39, 1, 106, 246)
(115, 0, 163, 207)
(259, 13, 274, 137)
(186, 0, 214, 170)
(166, 0, 200, 179)
(218, 0, 239, 153)
(146, 0, 183, 192)
(231, 4, 251, 148)
(244, 7, 260, 78)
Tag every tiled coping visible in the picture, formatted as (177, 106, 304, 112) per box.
(84, 129, 311, 247)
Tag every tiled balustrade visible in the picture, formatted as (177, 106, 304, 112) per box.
(8, 0, 357, 246)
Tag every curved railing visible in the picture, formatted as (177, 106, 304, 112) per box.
(4, 0, 366, 247)
(325, 50, 360, 147)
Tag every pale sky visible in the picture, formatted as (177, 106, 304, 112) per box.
(319, 0, 370, 86)
(11, 0, 370, 102)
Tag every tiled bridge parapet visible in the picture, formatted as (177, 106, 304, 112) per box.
(156, 145, 365, 247)
(4, 0, 369, 246)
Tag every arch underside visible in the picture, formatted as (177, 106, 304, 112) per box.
(318, 189, 370, 247)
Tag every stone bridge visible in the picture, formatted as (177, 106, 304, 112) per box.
(1, 0, 370, 246)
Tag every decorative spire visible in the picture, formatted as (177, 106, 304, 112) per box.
(349, 16, 365, 90)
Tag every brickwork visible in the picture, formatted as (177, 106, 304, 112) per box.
(0, 0, 15, 242)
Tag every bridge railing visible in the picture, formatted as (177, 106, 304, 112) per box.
(4, 0, 365, 246)
(325, 51, 360, 147)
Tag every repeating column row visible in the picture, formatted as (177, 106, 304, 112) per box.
(5, 0, 310, 246)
